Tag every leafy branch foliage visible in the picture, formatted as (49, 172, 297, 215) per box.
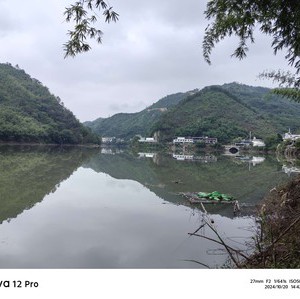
(203, 0, 300, 102)
(203, 0, 300, 72)
(259, 69, 300, 102)
(64, 0, 119, 57)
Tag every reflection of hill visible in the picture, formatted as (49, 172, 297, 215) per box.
(0, 145, 96, 223)
(85, 152, 290, 215)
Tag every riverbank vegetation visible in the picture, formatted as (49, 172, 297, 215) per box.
(277, 139, 300, 158)
(242, 175, 300, 268)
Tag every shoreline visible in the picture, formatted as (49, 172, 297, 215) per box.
(0, 142, 100, 148)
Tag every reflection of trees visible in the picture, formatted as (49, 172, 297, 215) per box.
(1, 147, 290, 223)
(276, 153, 300, 177)
(0, 145, 97, 223)
(85, 152, 290, 214)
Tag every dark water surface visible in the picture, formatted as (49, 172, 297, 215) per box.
(0, 146, 295, 268)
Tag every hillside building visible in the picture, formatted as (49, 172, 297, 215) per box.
(283, 129, 300, 141)
(173, 137, 194, 144)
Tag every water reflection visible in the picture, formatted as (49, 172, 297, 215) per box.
(172, 153, 218, 163)
(0, 145, 97, 224)
(0, 166, 255, 268)
(233, 155, 265, 166)
(0, 146, 297, 268)
(85, 151, 290, 217)
(276, 153, 300, 176)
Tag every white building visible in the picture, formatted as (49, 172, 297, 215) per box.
(173, 137, 194, 144)
(173, 136, 217, 144)
(252, 137, 265, 147)
(138, 137, 157, 143)
(283, 129, 300, 141)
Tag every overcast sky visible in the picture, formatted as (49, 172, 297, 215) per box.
(0, 0, 294, 122)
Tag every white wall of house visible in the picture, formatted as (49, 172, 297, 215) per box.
(173, 136, 218, 144)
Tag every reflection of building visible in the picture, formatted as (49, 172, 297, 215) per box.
(101, 148, 123, 155)
(235, 137, 265, 147)
(235, 156, 265, 166)
(102, 137, 125, 144)
(101, 148, 114, 154)
(172, 154, 194, 160)
(137, 152, 160, 164)
(193, 155, 218, 163)
(138, 152, 156, 158)
(102, 137, 115, 143)
(173, 136, 218, 144)
(172, 154, 217, 162)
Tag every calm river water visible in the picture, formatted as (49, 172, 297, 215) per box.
(0, 145, 297, 268)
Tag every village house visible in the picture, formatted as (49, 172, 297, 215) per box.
(173, 136, 218, 144)
(138, 137, 157, 143)
(283, 129, 300, 141)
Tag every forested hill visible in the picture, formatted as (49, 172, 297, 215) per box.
(152, 84, 300, 143)
(85, 82, 300, 143)
(84, 91, 193, 138)
(0, 63, 99, 144)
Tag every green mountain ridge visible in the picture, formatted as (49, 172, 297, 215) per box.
(85, 82, 300, 143)
(84, 92, 191, 138)
(0, 63, 99, 144)
(221, 83, 300, 133)
(152, 85, 276, 143)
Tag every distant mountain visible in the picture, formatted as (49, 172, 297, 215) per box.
(84, 92, 193, 138)
(85, 82, 300, 143)
(152, 84, 292, 143)
(221, 82, 300, 134)
(0, 63, 99, 144)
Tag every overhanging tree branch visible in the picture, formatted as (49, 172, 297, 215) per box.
(63, 0, 119, 57)
(203, 0, 300, 74)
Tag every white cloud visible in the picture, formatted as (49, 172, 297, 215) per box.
(0, 0, 294, 121)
